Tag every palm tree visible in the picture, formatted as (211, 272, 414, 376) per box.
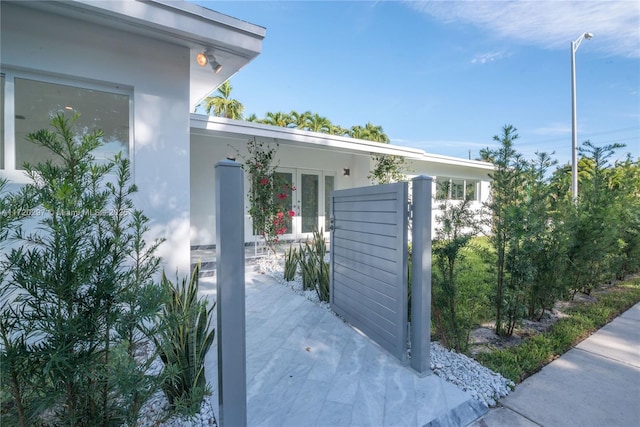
(349, 125, 367, 139)
(349, 123, 389, 142)
(329, 124, 350, 136)
(203, 80, 244, 119)
(262, 111, 292, 127)
(305, 113, 331, 133)
(289, 110, 312, 129)
(364, 122, 390, 143)
(245, 113, 259, 122)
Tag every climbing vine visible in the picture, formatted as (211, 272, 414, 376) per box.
(242, 139, 295, 253)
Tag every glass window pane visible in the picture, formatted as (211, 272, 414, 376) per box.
(301, 173, 318, 233)
(465, 180, 477, 201)
(324, 175, 334, 232)
(451, 179, 464, 200)
(436, 178, 450, 200)
(14, 78, 129, 168)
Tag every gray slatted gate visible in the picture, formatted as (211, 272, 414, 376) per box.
(329, 182, 408, 361)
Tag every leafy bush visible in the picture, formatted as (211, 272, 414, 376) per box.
(299, 230, 330, 302)
(431, 199, 484, 352)
(152, 264, 216, 416)
(0, 113, 165, 426)
(284, 244, 300, 282)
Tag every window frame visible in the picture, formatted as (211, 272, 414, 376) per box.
(435, 176, 480, 201)
(0, 67, 134, 183)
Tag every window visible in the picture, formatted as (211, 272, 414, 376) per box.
(1, 70, 131, 172)
(436, 177, 479, 201)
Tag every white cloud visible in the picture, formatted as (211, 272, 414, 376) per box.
(471, 51, 506, 64)
(407, 0, 640, 58)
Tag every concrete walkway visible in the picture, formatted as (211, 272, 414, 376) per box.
(200, 270, 487, 427)
(471, 302, 640, 427)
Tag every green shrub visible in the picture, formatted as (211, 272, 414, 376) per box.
(283, 244, 300, 282)
(0, 113, 165, 426)
(299, 230, 330, 302)
(476, 278, 640, 383)
(152, 264, 216, 416)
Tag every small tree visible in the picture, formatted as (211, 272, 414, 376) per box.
(432, 198, 484, 352)
(0, 113, 165, 425)
(368, 154, 408, 184)
(566, 141, 627, 295)
(483, 125, 528, 336)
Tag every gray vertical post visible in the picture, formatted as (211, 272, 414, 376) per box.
(215, 160, 247, 427)
(411, 176, 432, 374)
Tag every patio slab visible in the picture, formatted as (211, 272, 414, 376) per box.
(201, 269, 486, 427)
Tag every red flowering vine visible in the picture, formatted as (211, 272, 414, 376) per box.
(242, 139, 296, 253)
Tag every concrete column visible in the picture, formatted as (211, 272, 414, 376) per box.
(215, 160, 247, 426)
(410, 175, 432, 374)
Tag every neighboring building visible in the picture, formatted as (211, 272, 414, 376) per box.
(1, 0, 493, 272)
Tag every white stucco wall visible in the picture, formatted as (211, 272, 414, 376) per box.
(190, 127, 494, 245)
(190, 133, 369, 246)
(1, 3, 191, 273)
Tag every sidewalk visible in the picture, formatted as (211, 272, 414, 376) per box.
(470, 302, 640, 427)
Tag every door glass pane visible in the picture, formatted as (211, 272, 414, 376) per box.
(14, 78, 129, 168)
(301, 173, 318, 233)
(275, 172, 293, 234)
(1, 74, 4, 168)
(324, 175, 334, 232)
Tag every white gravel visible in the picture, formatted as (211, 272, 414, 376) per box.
(132, 339, 217, 426)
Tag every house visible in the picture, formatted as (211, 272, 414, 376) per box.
(190, 116, 493, 248)
(1, 0, 265, 272)
(1, 0, 493, 273)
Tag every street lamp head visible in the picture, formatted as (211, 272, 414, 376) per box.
(584, 32, 593, 40)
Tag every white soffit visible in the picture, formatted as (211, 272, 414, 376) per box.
(190, 115, 495, 170)
(8, 0, 265, 109)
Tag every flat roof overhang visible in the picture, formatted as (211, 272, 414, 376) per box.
(190, 115, 495, 171)
(4, 0, 265, 109)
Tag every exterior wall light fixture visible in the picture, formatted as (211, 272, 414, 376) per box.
(196, 50, 223, 74)
(343, 168, 350, 176)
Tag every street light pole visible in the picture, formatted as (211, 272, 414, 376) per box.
(571, 32, 593, 204)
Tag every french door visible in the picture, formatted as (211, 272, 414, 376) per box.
(277, 169, 334, 239)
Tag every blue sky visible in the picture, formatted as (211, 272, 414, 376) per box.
(192, 0, 639, 166)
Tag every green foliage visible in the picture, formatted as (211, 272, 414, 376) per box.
(299, 230, 330, 302)
(152, 264, 216, 417)
(476, 278, 640, 383)
(241, 139, 295, 253)
(483, 125, 528, 336)
(368, 154, 409, 184)
(483, 126, 576, 336)
(432, 199, 486, 352)
(203, 80, 244, 119)
(246, 109, 389, 142)
(565, 141, 635, 295)
(283, 244, 300, 282)
(0, 113, 165, 426)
